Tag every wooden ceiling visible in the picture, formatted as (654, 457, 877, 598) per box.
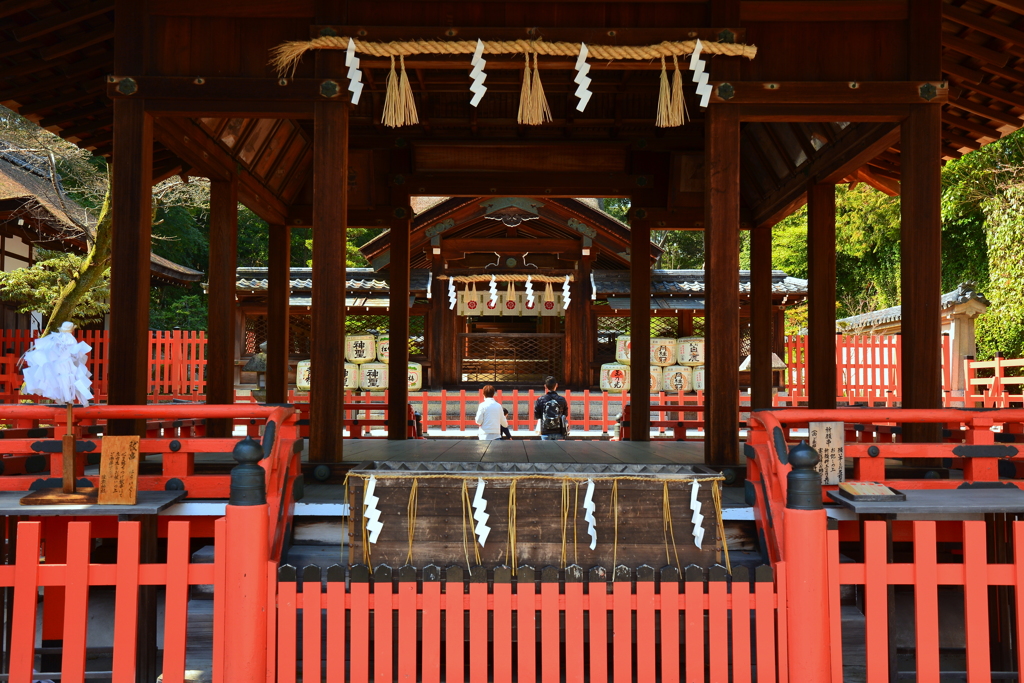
(1, 0, 1023, 227)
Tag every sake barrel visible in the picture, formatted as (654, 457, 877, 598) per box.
(599, 363, 630, 391)
(345, 334, 377, 364)
(359, 362, 389, 391)
(407, 362, 423, 391)
(650, 338, 677, 367)
(692, 365, 705, 392)
(296, 360, 312, 391)
(344, 363, 358, 390)
(376, 335, 390, 363)
(614, 335, 631, 365)
(677, 337, 705, 366)
(663, 366, 693, 393)
(648, 366, 663, 393)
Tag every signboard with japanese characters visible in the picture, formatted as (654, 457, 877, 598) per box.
(98, 435, 141, 505)
(809, 421, 845, 485)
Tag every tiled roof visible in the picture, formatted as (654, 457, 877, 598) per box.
(593, 270, 808, 296)
(236, 267, 432, 292)
(837, 284, 989, 329)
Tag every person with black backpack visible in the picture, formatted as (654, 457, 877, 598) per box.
(534, 376, 569, 440)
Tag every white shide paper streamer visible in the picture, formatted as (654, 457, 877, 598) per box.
(583, 478, 597, 550)
(364, 475, 383, 544)
(489, 275, 499, 306)
(469, 39, 488, 107)
(525, 274, 535, 306)
(689, 480, 705, 549)
(574, 43, 593, 112)
(448, 278, 457, 310)
(472, 478, 491, 547)
(689, 39, 713, 108)
(345, 39, 364, 105)
(562, 275, 572, 310)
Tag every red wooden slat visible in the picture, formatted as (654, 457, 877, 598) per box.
(303, 575, 323, 683)
(470, 578, 489, 683)
(326, 577, 347, 683)
(422, 579, 442, 683)
(350, 579, 370, 683)
(564, 577, 585, 683)
(731, 574, 752, 683)
(775, 562, 789, 683)
(864, 521, 889, 682)
(541, 579, 561, 683)
(162, 521, 191, 683)
(912, 521, 940, 683)
(708, 575, 729, 683)
(112, 521, 141, 683)
(636, 576, 657, 682)
(398, 579, 418, 682)
(375, 575, 394, 683)
(60, 521, 91, 683)
(684, 570, 704, 683)
(213, 517, 227, 683)
(447, 576, 466, 683)
(962, 520, 992, 681)
(612, 574, 632, 682)
(827, 525, 843, 683)
(9, 521, 41, 683)
(754, 572, 776, 683)
(589, 576, 608, 683)
(277, 574, 298, 683)
(660, 574, 680, 683)
(493, 577, 513, 683)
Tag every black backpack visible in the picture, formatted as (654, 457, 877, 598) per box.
(541, 396, 564, 433)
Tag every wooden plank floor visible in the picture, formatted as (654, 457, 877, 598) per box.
(341, 439, 706, 464)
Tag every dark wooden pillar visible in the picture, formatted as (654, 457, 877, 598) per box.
(310, 100, 348, 462)
(629, 217, 652, 441)
(387, 206, 411, 439)
(705, 106, 741, 467)
(750, 227, 773, 410)
(206, 180, 238, 436)
(807, 183, 837, 410)
(108, 100, 152, 426)
(902, 0, 943, 441)
(266, 224, 291, 404)
(565, 256, 594, 389)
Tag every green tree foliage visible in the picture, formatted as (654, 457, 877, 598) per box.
(0, 249, 109, 326)
(305, 227, 382, 268)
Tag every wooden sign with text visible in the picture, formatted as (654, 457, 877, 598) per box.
(809, 421, 845, 486)
(98, 435, 140, 505)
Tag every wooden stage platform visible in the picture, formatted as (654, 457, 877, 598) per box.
(339, 438, 706, 464)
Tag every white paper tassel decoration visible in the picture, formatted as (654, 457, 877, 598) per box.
(363, 475, 384, 544)
(583, 478, 597, 550)
(345, 38, 364, 105)
(562, 275, 571, 310)
(469, 39, 488, 107)
(472, 478, 491, 547)
(689, 39, 713, 108)
(22, 321, 93, 406)
(448, 278, 457, 310)
(489, 275, 498, 306)
(689, 480, 705, 549)
(590, 272, 597, 300)
(574, 43, 592, 112)
(525, 275, 535, 306)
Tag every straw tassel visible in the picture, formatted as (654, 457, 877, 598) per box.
(656, 56, 672, 128)
(398, 55, 419, 125)
(517, 53, 533, 125)
(670, 55, 688, 127)
(382, 55, 419, 128)
(530, 52, 552, 124)
(382, 56, 401, 127)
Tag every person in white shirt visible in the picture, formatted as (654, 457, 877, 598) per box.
(474, 384, 508, 440)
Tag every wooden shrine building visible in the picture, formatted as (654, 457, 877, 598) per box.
(235, 195, 808, 389)
(2, 0, 1017, 466)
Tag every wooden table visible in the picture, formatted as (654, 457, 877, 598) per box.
(0, 490, 185, 681)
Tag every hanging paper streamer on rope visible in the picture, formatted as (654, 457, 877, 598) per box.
(364, 475, 383, 544)
(689, 479, 705, 549)
(469, 39, 488, 106)
(583, 478, 597, 550)
(689, 39, 713, 108)
(345, 38, 364, 105)
(472, 478, 491, 547)
(488, 275, 499, 306)
(525, 274, 535, 306)
(574, 43, 592, 112)
(426, 272, 432, 298)
(590, 272, 597, 300)
(562, 275, 572, 310)
(448, 278, 457, 310)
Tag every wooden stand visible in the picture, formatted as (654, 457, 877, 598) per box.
(21, 404, 98, 505)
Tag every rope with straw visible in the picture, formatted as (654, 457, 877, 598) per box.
(711, 481, 732, 575)
(271, 36, 758, 76)
(507, 479, 518, 575)
(405, 478, 418, 565)
(438, 274, 574, 283)
(663, 480, 682, 570)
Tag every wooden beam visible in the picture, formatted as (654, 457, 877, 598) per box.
(942, 58, 985, 84)
(807, 182, 837, 410)
(206, 179, 238, 436)
(38, 25, 114, 61)
(955, 78, 1024, 110)
(942, 130, 983, 150)
(629, 216, 652, 442)
(942, 33, 1011, 68)
(17, 87, 104, 118)
(740, 0, 907, 21)
(901, 105, 943, 440)
(749, 227, 773, 410)
(0, 0, 47, 21)
(387, 206, 411, 439)
(441, 238, 579, 255)
(266, 225, 291, 404)
(943, 3, 1024, 50)
(941, 111, 1004, 140)
(317, 25, 743, 46)
(12, 0, 114, 41)
(402, 172, 642, 197)
(735, 104, 911, 121)
(309, 100, 348, 462)
(712, 81, 947, 105)
(949, 97, 1022, 128)
(40, 101, 110, 128)
(705, 105, 741, 467)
